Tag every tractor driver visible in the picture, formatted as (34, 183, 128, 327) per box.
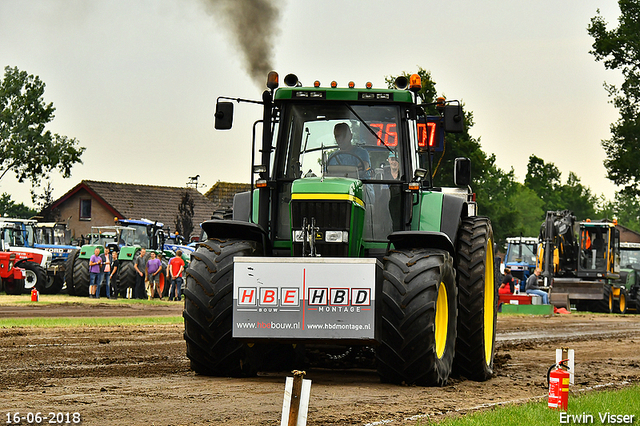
(328, 123, 371, 176)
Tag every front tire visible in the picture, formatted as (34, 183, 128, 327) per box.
(376, 248, 457, 386)
(592, 284, 613, 313)
(4, 278, 25, 295)
(22, 262, 48, 293)
(614, 287, 628, 314)
(183, 238, 261, 377)
(454, 217, 498, 382)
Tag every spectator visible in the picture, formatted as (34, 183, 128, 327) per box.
(88, 247, 102, 298)
(498, 281, 512, 295)
(110, 250, 120, 299)
(146, 251, 163, 300)
(99, 247, 112, 299)
(134, 248, 147, 299)
(383, 151, 401, 180)
(502, 268, 515, 293)
(525, 268, 549, 304)
(168, 250, 185, 302)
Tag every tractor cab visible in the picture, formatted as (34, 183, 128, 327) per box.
(115, 218, 165, 250)
(215, 72, 468, 260)
(504, 237, 538, 282)
(577, 220, 620, 279)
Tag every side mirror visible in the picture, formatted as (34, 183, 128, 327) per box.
(454, 157, 471, 186)
(214, 102, 234, 130)
(444, 104, 464, 133)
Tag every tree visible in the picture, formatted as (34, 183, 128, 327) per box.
(33, 179, 61, 222)
(175, 190, 195, 240)
(385, 67, 490, 188)
(475, 155, 544, 246)
(588, 2, 640, 195)
(0, 66, 85, 190)
(0, 192, 37, 218)
(525, 155, 597, 221)
(524, 155, 562, 211)
(598, 191, 640, 232)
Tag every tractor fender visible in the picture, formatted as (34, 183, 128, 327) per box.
(200, 220, 271, 255)
(388, 231, 455, 257)
(440, 193, 468, 245)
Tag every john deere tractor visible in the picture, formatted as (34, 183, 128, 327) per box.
(183, 72, 497, 386)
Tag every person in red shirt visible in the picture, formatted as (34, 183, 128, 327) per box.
(168, 250, 186, 301)
(499, 268, 514, 295)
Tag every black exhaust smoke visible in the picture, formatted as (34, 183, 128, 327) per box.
(200, 0, 281, 87)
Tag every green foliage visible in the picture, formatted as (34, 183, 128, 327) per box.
(525, 155, 597, 221)
(0, 66, 85, 189)
(385, 69, 605, 245)
(599, 191, 640, 232)
(0, 192, 37, 218)
(588, 2, 640, 195)
(475, 155, 544, 246)
(385, 68, 489, 188)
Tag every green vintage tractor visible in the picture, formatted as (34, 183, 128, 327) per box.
(68, 219, 169, 297)
(183, 72, 497, 386)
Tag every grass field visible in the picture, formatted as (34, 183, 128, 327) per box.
(426, 383, 640, 426)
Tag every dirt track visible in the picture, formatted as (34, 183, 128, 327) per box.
(1, 302, 639, 425)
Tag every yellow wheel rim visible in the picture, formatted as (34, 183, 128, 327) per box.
(608, 291, 613, 312)
(483, 238, 495, 365)
(620, 293, 626, 313)
(435, 281, 448, 359)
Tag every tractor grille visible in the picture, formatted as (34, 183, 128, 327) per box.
(291, 200, 351, 257)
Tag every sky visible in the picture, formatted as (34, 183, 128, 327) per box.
(0, 0, 625, 208)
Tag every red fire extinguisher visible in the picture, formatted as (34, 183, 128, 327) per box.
(548, 359, 570, 410)
(30, 287, 39, 302)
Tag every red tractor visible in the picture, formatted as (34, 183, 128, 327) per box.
(0, 251, 27, 295)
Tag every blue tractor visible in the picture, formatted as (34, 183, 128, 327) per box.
(0, 218, 76, 294)
(504, 236, 538, 292)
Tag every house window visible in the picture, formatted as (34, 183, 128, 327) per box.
(80, 199, 91, 220)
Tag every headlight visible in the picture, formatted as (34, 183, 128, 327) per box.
(293, 230, 305, 242)
(325, 231, 348, 243)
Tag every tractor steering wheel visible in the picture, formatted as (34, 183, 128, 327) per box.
(327, 151, 366, 172)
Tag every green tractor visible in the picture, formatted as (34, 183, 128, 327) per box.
(618, 242, 640, 313)
(67, 225, 134, 296)
(183, 73, 497, 386)
(68, 219, 169, 297)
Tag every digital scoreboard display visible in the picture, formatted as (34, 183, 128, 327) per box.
(367, 117, 444, 151)
(418, 116, 444, 152)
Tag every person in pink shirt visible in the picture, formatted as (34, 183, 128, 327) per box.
(145, 252, 163, 300)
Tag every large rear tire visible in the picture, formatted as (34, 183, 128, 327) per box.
(40, 259, 65, 294)
(118, 260, 136, 296)
(183, 238, 262, 377)
(376, 248, 457, 386)
(65, 250, 79, 295)
(72, 258, 90, 297)
(454, 217, 498, 382)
